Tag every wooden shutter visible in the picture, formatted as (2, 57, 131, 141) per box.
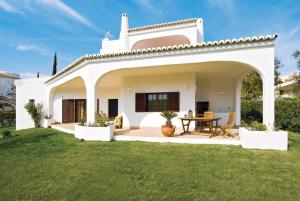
(168, 92, 179, 111)
(136, 93, 146, 112)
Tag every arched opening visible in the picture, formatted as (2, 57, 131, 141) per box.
(49, 77, 87, 124)
(131, 35, 191, 51)
(240, 70, 264, 124)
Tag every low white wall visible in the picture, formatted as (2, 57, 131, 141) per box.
(74, 124, 114, 141)
(15, 77, 49, 130)
(239, 127, 288, 151)
(121, 73, 196, 128)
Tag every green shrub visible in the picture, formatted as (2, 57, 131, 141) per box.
(251, 121, 267, 131)
(241, 100, 262, 123)
(95, 112, 109, 127)
(24, 102, 43, 128)
(241, 99, 300, 132)
(1, 130, 12, 139)
(79, 118, 85, 126)
(275, 98, 300, 132)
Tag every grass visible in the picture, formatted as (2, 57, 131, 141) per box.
(0, 128, 299, 201)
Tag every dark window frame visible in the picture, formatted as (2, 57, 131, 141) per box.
(135, 92, 179, 112)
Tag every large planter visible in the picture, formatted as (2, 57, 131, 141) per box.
(239, 127, 288, 151)
(161, 125, 176, 137)
(75, 124, 115, 141)
(43, 119, 55, 128)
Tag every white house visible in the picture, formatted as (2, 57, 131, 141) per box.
(276, 72, 300, 98)
(15, 14, 285, 149)
(0, 71, 19, 110)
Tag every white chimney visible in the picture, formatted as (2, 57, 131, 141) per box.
(119, 13, 129, 52)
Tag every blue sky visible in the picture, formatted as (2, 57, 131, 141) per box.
(0, 0, 299, 78)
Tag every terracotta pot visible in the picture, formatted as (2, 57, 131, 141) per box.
(161, 125, 176, 137)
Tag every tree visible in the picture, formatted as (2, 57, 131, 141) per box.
(292, 50, 300, 89)
(241, 71, 263, 100)
(274, 57, 283, 85)
(52, 52, 57, 76)
(241, 57, 284, 100)
(37, 72, 39, 78)
(293, 50, 300, 70)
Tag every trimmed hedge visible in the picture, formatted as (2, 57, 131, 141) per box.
(241, 99, 300, 132)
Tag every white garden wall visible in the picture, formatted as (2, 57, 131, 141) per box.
(15, 77, 49, 130)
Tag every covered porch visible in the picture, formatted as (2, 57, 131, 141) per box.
(51, 123, 240, 145)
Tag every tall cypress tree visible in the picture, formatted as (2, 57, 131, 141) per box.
(52, 52, 57, 76)
(37, 72, 39, 78)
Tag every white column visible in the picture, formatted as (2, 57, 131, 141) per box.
(235, 78, 242, 125)
(262, 74, 275, 129)
(86, 85, 96, 124)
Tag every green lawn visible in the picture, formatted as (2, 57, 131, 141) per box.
(0, 128, 299, 201)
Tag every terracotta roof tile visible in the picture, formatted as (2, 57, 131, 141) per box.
(45, 35, 277, 83)
(128, 18, 198, 33)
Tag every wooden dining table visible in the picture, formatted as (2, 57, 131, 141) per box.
(178, 117, 221, 135)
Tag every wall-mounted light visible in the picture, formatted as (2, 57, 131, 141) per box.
(218, 91, 223, 96)
(185, 84, 189, 90)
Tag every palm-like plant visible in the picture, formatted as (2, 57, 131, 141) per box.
(160, 110, 178, 126)
(24, 102, 43, 128)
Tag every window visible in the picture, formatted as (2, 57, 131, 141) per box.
(135, 92, 179, 112)
(29, 99, 35, 104)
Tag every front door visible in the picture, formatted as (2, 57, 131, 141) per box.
(108, 99, 118, 118)
(62, 99, 75, 123)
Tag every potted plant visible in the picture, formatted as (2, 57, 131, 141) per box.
(160, 110, 178, 137)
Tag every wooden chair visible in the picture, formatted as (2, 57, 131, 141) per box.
(113, 115, 123, 129)
(200, 111, 214, 132)
(218, 112, 236, 137)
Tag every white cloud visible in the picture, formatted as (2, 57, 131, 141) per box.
(135, 0, 155, 12)
(208, 0, 234, 9)
(36, 0, 98, 31)
(20, 72, 49, 78)
(207, 0, 234, 18)
(134, 0, 163, 16)
(0, 0, 19, 13)
(15, 44, 50, 56)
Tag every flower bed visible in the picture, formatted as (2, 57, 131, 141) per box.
(239, 127, 288, 151)
(74, 124, 114, 141)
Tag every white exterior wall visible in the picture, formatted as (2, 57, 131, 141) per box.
(121, 73, 196, 128)
(196, 76, 236, 125)
(100, 15, 203, 54)
(51, 88, 86, 122)
(15, 78, 49, 130)
(96, 87, 121, 114)
(128, 22, 203, 49)
(196, 77, 235, 113)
